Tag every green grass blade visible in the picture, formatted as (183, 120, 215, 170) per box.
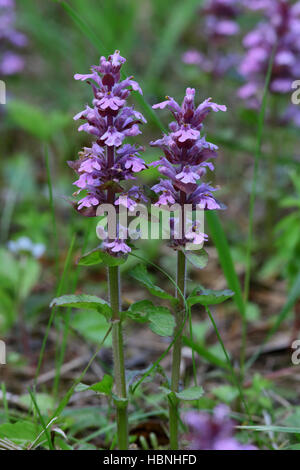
(206, 210, 247, 377)
(183, 336, 229, 370)
(206, 211, 245, 317)
(59, 1, 106, 53)
(28, 389, 54, 450)
(238, 425, 300, 434)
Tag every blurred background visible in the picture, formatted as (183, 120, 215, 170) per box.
(1, 0, 300, 450)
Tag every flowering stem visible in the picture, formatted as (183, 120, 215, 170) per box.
(108, 265, 128, 450)
(106, 117, 128, 449)
(150, 90, 226, 449)
(71, 52, 146, 451)
(169, 246, 186, 449)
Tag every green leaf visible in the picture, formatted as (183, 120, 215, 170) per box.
(175, 386, 204, 401)
(280, 197, 300, 209)
(0, 249, 19, 286)
(130, 264, 174, 300)
(75, 375, 113, 396)
(188, 288, 234, 307)
(79, 247, 127, 267)
(211, 385, 238, 404)
(55, 438, 74, 451)
(0, 421, 41, 446)
(184, 249, 208, 270)
(0, 289, 16, 332)
(245, 302, 261, 322)
(19, 393, 55, 414)
(19, 258, 41, 300)
(50, 294, 112, 320)
(127, 300, 153, 323)
(128, 300, 175, 336)
(148, 307, 175, 337)
(78, 249, 103, 266)
(70, 310, 112, 345)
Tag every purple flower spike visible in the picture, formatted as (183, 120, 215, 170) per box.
(182, 0, 242, 77)
(70, 51, 147, 256)
(0, 0, 28, 76)
(239, 0, 300, 126)
(151, 88, 226, 249)
(184, 405, 257, 450)
(204, 0, 241, 39)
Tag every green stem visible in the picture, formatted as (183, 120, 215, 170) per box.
(169, 248, 186, 450)
(106, 111, 128, 449)
(108, 265, 128, 450)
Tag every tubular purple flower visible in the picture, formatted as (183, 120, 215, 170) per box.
(150, 88, 226, 249)
(70, 50, 147, 255)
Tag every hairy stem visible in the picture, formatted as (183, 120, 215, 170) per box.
(108, 265, 128, 450)
(169, 248, 186, 449)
